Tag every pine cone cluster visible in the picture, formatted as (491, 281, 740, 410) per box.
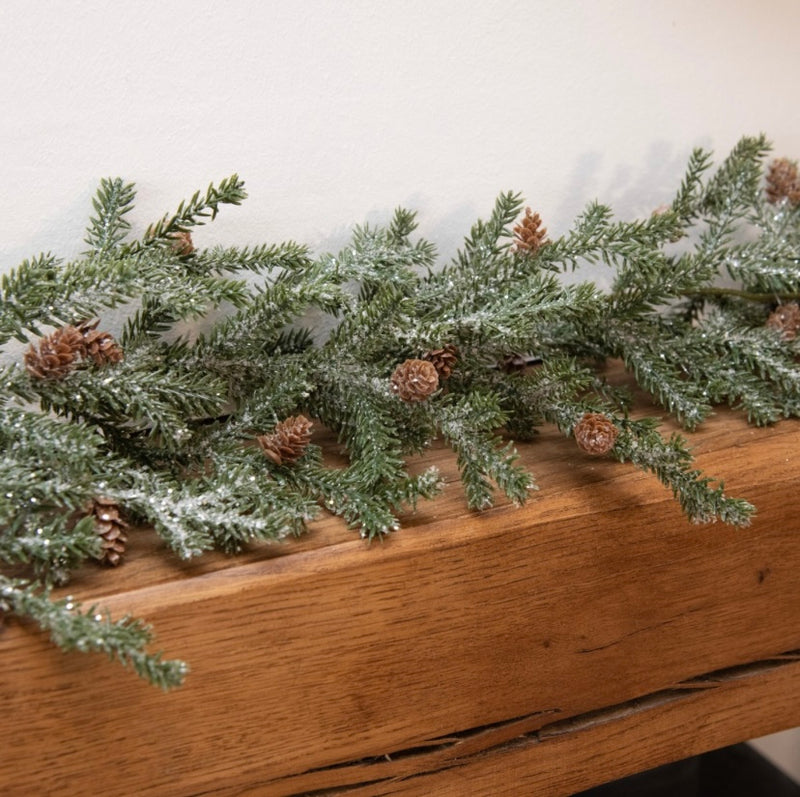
(423, 344, 458, 380)
(765, 158, 800, 206)
(390, 358, 439, 402)
(90, 497, 129, 567)
(512, 207, 549, 255)
(766, 302, 800, 341)
(574, 412, 619, 456)
(24, 320, 123, 380)
(257, 415, 313, 466)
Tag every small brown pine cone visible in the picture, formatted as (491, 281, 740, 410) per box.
(766, 158, 800, 206)
(390, 359, 439, 402)
(257, 415, 313, 466)
(423, 344, 459, 380)
(574, 412, 619, 456)
(91, 497, 129, 567)
(167, 230, 195, 257)
(77, 320, 124, 366)
(24, 325, 86, 380)
(512, 207, 549, 255)
(766, 302, 800, 341)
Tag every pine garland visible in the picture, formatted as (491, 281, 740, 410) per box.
(2, 135, 799, 688)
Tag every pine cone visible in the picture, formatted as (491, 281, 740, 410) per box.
(25, 321, 123, 380)
(257, 415, 313, 466)
(574, 412, 619, 456)
(167, 230, 195, 257)
(390, 359, 439, 402)
(766, 302, 800, 341)
(24, 324, 87, 380)
(77, 320, 124, 366)
(423, 344, 459, 380)
(512, 208, 549, 255)
(766, 158, 800, 206)
(91, 497, 129, 567)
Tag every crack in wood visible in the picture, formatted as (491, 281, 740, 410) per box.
(577, 606, 708, 654)
(260, 650, 800, 795)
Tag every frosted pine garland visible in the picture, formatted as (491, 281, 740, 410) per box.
(2, 135, 799, 687)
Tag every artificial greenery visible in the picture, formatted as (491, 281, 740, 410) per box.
(2, 134, 799, 688)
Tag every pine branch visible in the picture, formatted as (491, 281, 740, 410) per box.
(671, 146, 715, 222)
(613, 418, 755, 526)
(29, 350, 227, 454)
(693, 136, 771, 266)
(433, 392, 535, 510)
(83, 177, 137, 255)
(198, 262, 348, 369)
(419, 275, 602, 354)
(421, 192, 525, 304)
(0, 252, 144, 344)
(678, 308, 800, 424)
(0, 405, 120, 582)
(701, 134, 771, 217)
(721, 237, 800, 294)
(118, 459, 318, 557)
(141, 175, 247, 244)
(0, 514, 99, 586)
(528, 391, 754, 526)
(0, 576, 187, 689)
(306, 361, 414, 488)
(494, 356, 620, 440)
(602, 318, 713, 429)
(538, 202, 682, 275)
(283, 448, 443, 539)
(195, 240, 312, 274)
(119, 273, 251, 348)
(0, 253, 63, 342)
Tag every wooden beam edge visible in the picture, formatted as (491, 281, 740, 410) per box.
(88, 453, 799, 622)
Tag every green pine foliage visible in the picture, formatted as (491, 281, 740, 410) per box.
(2, 135, 800, 687)
(0, 576, 187, 689)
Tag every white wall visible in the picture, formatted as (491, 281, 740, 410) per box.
(1, 0, 799, 780)
(2, 1, 800, 271)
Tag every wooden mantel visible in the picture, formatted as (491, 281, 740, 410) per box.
(3, 381, 800, 796)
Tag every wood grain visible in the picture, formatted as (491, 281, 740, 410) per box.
(286, 658, 800, 796)
(3, 380, 800, 796)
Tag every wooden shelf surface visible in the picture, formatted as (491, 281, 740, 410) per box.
(3, 379, 800, 796)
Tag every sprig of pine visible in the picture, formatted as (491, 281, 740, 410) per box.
(0, 576, 187, 690)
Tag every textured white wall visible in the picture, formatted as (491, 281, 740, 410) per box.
(2, 0, 800, 271)
(1, 0, 799, 780)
